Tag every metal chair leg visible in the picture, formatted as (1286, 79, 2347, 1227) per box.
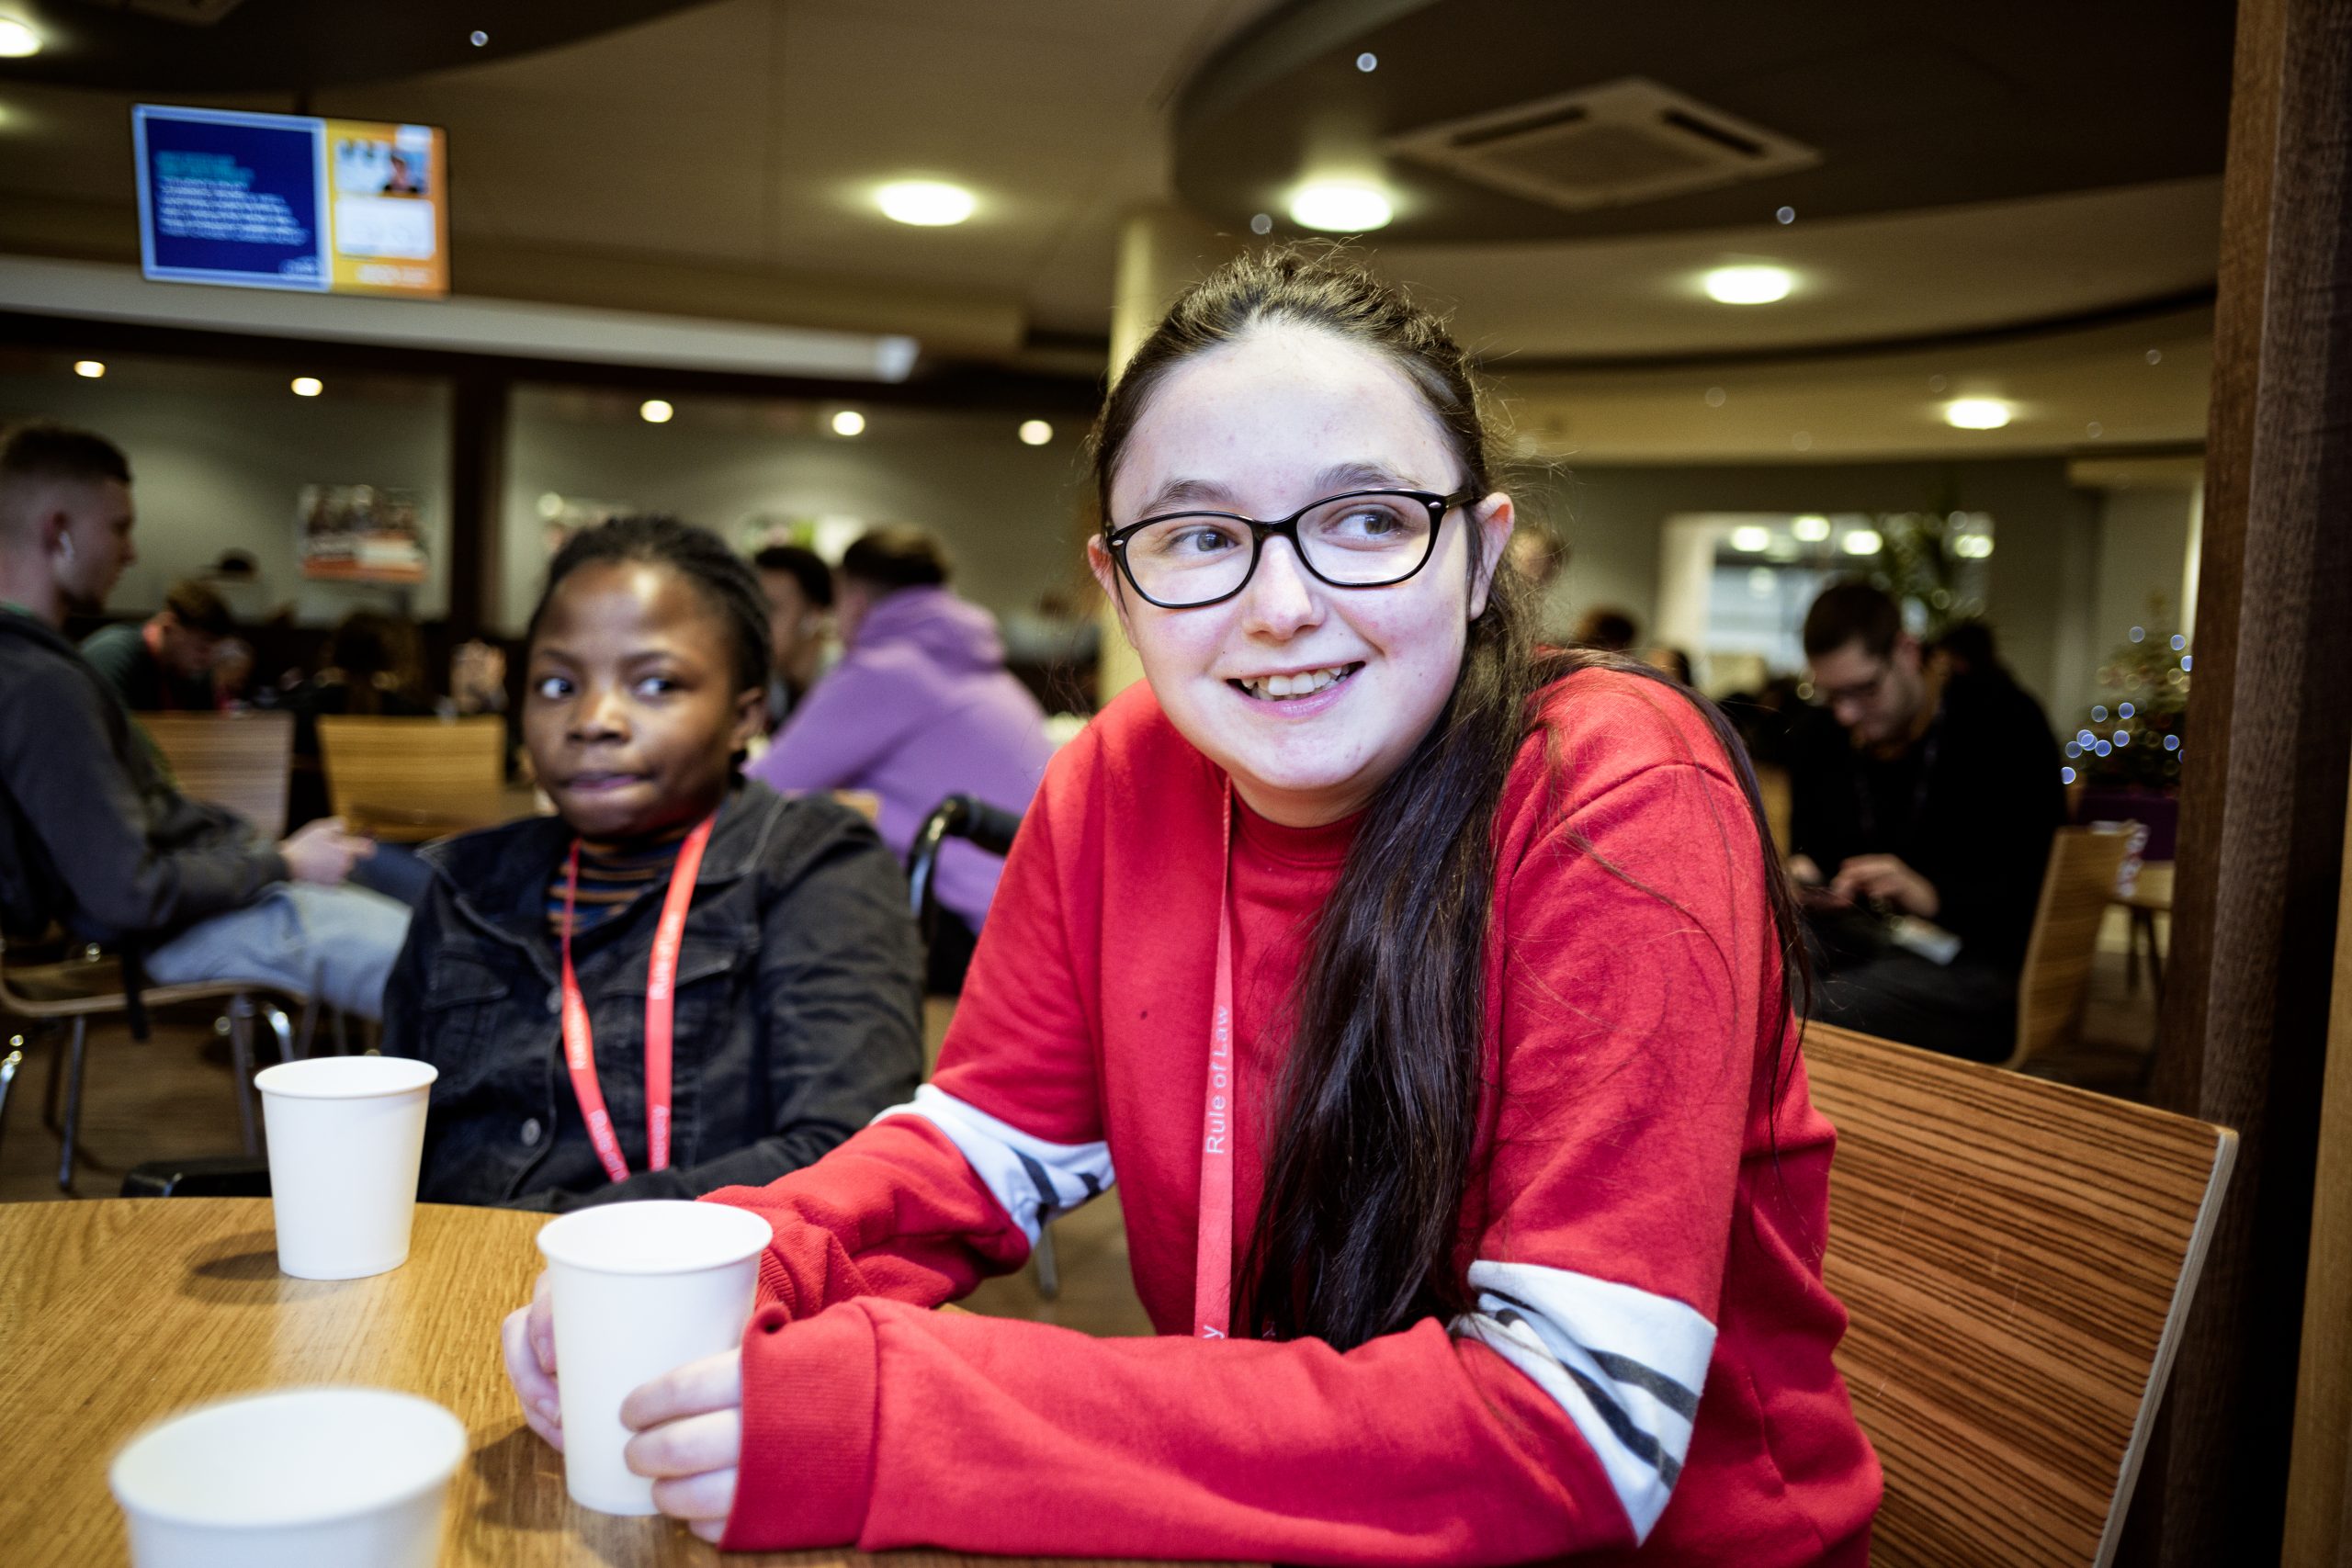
(41, 1019, 64, 1133)
(0, 1034, 23, 1164)
(262, 1001, 297, 1064)
(1031, 1220, 1061, 1300)
(229, 996, 259, 1156)
(56, 1016, 88, 1194)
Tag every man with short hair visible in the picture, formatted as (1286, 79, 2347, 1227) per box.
(752, 543, 834, 730)
(748, 525, 1054, 991)
(0, 422, 408, 1019)
(81, 577, 236, 711)
(1787, 581, 2064, 1061)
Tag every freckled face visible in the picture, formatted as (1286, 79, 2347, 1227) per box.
(524, 561, 764, 840)
(1091, 326, 1513, 827)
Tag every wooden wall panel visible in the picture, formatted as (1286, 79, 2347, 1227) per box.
(2133, 0, 2352, 1561)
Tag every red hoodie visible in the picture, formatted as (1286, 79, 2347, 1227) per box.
(705, 669, 1881, 1562)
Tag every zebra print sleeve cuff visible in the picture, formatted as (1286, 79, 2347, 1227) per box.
(1451, 1258, 1715, 1542)
(875, 1084, 1115, 1247)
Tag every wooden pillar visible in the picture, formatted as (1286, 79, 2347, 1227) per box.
(2133, 0, 2352, 1560)
(446, 372, 508, 642)
(1095, 205, 1240, 702)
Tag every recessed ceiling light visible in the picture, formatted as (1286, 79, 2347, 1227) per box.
(1702, 265, 1792, 305)
(1840, 529, 1883, 556)
(1017, 419, 1053, 446)
(1944, 397, 2012, 430)
(831, 409, 866, 437)
(74, 360, 106, 379)
(1791, 514, 1831, 542)
(639, 399, 673, 424)
(0, 19, 40, 58)
(1288, 181, 1392, 232)
(1952, 534, 1996, 558)
(876, 180, 976, 227)
(1729, 525, 1770, 553)
(290, 377, 322, 398)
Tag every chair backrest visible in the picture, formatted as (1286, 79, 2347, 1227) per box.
(142, 712, 295, 838)
(316, 715, 503, 823)
(2011, 824, 2134, 1066)
(1803, 1022, 2233, 1567)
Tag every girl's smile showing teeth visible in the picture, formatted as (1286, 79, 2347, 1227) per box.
(1233, 662, 1363, 701)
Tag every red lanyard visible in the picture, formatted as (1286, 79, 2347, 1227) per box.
(558, 814, 716, 1185)
(1193, 779, 1237, 1339)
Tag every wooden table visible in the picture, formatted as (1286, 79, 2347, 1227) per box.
(0, 1199, 1143, 1567)
(347, 784, 549, 841)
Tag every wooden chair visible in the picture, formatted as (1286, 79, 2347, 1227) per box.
(141, 711, 295, 837)
(1804, 1022, 2234, 1567)
(317, 715, 504, 839)
(2007, 825, 2135, 1069)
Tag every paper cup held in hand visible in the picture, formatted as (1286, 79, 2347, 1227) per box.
(110, 1386, 465, 1568)
(255, 1055, 435, 1280)
(536, 1200, 774, 1515)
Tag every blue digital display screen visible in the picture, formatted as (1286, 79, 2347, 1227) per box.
(134, 106, 332, 290)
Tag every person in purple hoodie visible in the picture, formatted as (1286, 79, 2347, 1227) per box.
(748, 525, 1054, 992)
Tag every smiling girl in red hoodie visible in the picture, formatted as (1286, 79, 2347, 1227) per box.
(503, 247, 1882, 1564)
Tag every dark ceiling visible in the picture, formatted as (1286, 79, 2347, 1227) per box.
(1177, 0, 2236, 242)
(0, 0, 704, 92)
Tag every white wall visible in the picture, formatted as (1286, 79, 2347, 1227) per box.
(2087, 483, 2199, 703)
(498, 389, 1092, 636)
(0, 363, 452, 623)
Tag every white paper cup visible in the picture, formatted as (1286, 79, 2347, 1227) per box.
(109, 1386, 466, 1568)
(255, 1055, 436, 1280)
(536, 1201, 774, 1514)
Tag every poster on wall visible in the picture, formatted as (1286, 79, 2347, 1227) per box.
(298, 485, 427, 584)
(132, 105, 448, 298)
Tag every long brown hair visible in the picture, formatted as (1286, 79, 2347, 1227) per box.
(1093, 245, 1808, 1351)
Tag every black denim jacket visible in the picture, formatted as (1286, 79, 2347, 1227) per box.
(381, 780, 922, 1211)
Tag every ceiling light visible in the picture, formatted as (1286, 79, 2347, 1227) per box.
(74, 360, 106, 379)
(1840, 529, 1883, 556)
(1017, 419, 1053, 446)
(1701, 265, 1792, 305)
(1943, 398, 2012, 430)
(831, 409, 866, 437)
(876, 180, 976, 227)
(290, 377, 322, 398)
(1952, 534, 1996, 558)
(1729, 525, 1770, 553)
(639, 399, 673, 424)
(1791, 514, 1831, 543)
(0, 19, 40, 58)
(1288, 181, 1393, 232)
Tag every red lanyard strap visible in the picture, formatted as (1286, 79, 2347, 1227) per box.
(1193, 778, 1237, 1339)
(558, 814, 717, 1185)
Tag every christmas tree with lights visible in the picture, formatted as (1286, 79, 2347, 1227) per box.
(2062, 611, 2189, 790)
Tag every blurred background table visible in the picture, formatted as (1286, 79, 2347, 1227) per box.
(0, 1199, 1189, 1567)
(2114, 860, 2175, 1000)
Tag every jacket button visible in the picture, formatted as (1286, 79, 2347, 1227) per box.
(546, 987, 562, 1015)
(520, 1117, 543, 1146)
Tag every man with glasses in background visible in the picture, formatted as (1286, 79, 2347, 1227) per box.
(1786, 581, 2064, 1061)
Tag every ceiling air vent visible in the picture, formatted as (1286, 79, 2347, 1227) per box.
(1386, 77, 1817, 212)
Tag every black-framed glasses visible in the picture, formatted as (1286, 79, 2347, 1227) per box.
(1103, 488, 1477, 610)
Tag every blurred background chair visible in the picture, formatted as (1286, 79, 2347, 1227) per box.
(0, 933, 299, 1193)
(142, 710, 295, 838)
(1804, 1021, 2233, 1567)
(2008, 824, 2137, 1074)
(318, 714, 504, 841)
